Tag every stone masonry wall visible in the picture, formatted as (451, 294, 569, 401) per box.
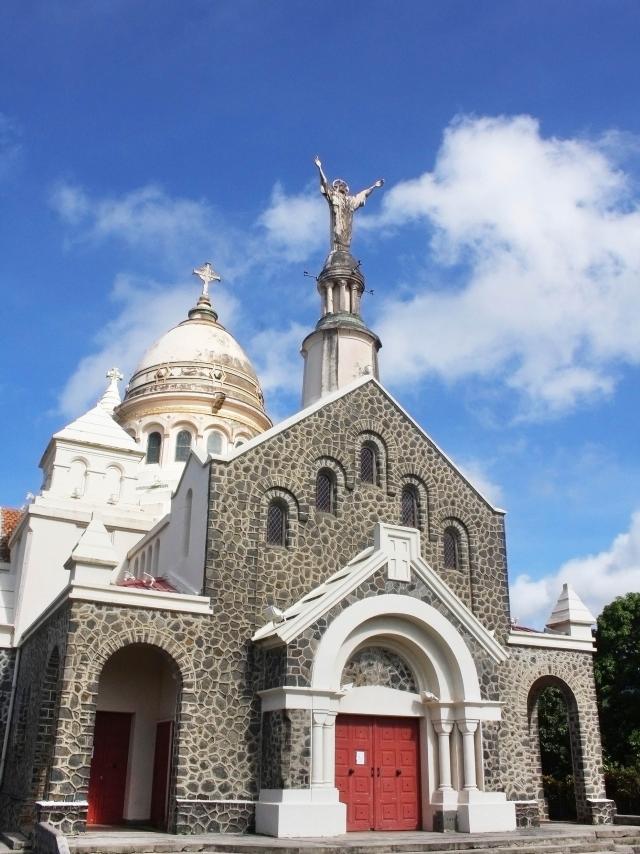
(0, 605, 68, 832)
(260, 709, 311, 789)
(342, 646, 418, 692)
(0, 648, 16, 771)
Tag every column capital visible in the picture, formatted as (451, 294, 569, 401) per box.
(432, 719, 454, 736)
(457, 719, 479, 735)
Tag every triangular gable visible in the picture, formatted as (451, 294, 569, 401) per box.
(225, 375, 502, 514)
(252, 522, 508, 664)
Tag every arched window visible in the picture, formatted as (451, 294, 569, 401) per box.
(360, 442, 377, 485)
(175, 430, 192, 462)
(266, 499, 287, 546)
(443, 527, 460, 570)
(315, 469, 336, 514)
(105, 466, 122, 503)
(401, 485, 419, 529)
(146, 432, 162, 464)
(69, 459, 87, 498)
(207, 431, 224, 455)
(183, 489, 193, 557)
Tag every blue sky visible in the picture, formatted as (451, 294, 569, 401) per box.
(1, 0, 639, 626)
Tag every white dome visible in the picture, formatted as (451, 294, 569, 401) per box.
(116, 294, 270, 434)
(134, 318, 259, 382)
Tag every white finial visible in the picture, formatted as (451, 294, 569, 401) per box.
(193, 262, 221, 298)
(99, 367, 123, 413)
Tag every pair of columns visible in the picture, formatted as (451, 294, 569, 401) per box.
(433, 719, 480, 791)
(311, 711, 337, 787)
(322, 280, 361, 315)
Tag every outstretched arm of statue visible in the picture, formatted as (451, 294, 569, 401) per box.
(363, 178, 385, 198)
(314, 155, 329, 195)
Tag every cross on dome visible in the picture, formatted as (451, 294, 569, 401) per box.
(193, 262, 221, 298)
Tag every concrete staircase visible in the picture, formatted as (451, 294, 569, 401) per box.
(58, 825, 640, 854)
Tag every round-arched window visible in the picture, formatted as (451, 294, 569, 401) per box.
(175, 430, 192, 462)
(266, 499, 288, 546)
(360, 443, 377, 484)
(316, 469, 336, 514)
(207, 432, 224, 455)
(443, 527, 460, 570)
(400, 485, 419, 529)
(146, 432, 162, 465)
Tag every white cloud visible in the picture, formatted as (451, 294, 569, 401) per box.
(49, 181, 248, 274)
(258, 182, 325, 262)
(374, 115, 640, 416)
(510, 510, 640, 628)
(58, 274, 238, 417)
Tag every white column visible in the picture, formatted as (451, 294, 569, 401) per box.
(322, 712, 337, 786)
(325, 283, 334, 315)
(433, 720, 454, 790)
(312, 712, 326, 785)
(339, 279, 347, 311)
(458, 720, 479, 790)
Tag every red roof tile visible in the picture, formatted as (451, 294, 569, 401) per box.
(0, 507, 23, 563)
(118, 576, 178, 593)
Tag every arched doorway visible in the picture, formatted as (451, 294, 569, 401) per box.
(87, 644, 181, 829)
(528, 676, 585, 822)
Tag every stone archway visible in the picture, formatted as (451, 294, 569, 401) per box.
(87, 643, 182, 830)
(527, 675, 587, 822)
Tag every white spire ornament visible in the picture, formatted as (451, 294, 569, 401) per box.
(98, 367, 123, 413)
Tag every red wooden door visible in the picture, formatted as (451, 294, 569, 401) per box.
(336, 716, 374, 831)
(335, 715, 421, 832)
(87, 711, 132, 825)
(150, 721, 173, 829)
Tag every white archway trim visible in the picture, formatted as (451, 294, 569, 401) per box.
(252, 523, 508, 666)
(312, 595, 482, 702)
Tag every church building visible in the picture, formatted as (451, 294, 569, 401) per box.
(0, 163, 615, 841)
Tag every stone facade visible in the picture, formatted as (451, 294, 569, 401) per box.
(0, 379, 612, 837)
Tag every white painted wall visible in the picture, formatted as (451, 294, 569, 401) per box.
(125, 453, 209, 595)
(96, 644, 178, 821)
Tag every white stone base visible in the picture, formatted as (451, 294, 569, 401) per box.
(456, 790, 516, 833)
(255, 788, 346, 838)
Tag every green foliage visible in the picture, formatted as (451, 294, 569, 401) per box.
(542, 774, 576, 820)
(594, 592, 640, 767)
(538, 687, 572, 780)
(604, 763, 640, 815)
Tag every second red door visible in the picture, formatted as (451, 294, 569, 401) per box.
(335, 715, 421, 831)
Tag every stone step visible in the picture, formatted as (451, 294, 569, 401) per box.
(0, 832, 29, 852)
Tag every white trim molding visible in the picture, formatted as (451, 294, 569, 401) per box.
(508, 629, 595, 653)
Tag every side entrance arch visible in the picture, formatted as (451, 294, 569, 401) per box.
(87, 643, 181, 829)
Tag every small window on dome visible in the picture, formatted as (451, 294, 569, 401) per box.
(146, 432, 162, 465)
(175, 430, 192, 462)
(207, 432, 224, 455)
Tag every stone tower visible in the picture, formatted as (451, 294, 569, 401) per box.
(300, 249, 381, 407)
